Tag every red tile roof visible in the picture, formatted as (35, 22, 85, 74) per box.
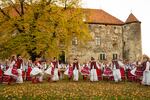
(125, 13, 140, 23)
(1, 6, 140, 25)
(1, 5, 24, 17)
(83, 8, 124, 25)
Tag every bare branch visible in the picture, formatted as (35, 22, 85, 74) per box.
(8, 0, 22, 17)
(0, 7, 10, 19)
(20, 0, 25, 16)
(64, 0, 67, 9)
(46, 0, 52, 5)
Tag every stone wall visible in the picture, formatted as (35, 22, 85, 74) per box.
(67, 24, 124, 63)
(65, 22, 142, 63)
(123, 22, 142, 61)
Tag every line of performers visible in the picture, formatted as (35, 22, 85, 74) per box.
(0, 55, 150, 85)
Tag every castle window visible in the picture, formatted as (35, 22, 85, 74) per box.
(99, 25, 102, 28)
(100, 53, 106, 60)
(124, 26, 126, 29)
(88, 25, 92, 30)
(72, 37, 78, 45)
(113, 53, 118, 60)
(113, 43, 117, 47)
(95, 37, 100, 45)
(114, 26, 116, 29)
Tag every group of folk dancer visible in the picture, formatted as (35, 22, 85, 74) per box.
(0, 55, 150, 86)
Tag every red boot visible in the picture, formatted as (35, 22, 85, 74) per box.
(83, 76, 87, 80)
(7, 76, 12, 85)
(47, 77, 51, 82)
(32, 77, 37, 83)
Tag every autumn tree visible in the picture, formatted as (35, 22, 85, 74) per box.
(0, 0, 91, 61)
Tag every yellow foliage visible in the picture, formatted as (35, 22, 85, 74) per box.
(0, 0, 91, 60)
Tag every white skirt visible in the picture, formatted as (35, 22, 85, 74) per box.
(73, 68, 79, 81)
(142, 71, 150, 85)
(113, 69, 121, 82)
(130, 67, 137, 76)
(37, 75, 44, 82)
(30, 67, 43, 76)
(90, 69, 98, 81)
(45, 67, 52, 75)
(51, 68, 59, 81)
(16, 69, 23, 83)
(4, 67, 17, 77)
(4, 67, 13, 76)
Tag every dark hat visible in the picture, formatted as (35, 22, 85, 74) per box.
(53, 57, 56, 60)
(74, 58, 77, 60)
(143, 55, 149, 60)
(91, 57, 95, 60)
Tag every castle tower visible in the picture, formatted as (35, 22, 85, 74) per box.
(123, 13, 142, 61)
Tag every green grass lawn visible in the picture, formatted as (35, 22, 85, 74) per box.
(0, 80, 150, 100)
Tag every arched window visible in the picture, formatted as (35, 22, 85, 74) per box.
(59, 51, 65, 64)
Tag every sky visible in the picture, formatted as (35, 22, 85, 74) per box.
(81, 0, 150, 56)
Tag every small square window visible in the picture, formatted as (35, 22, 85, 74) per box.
(88, 25, 92, 29)
(99, 25, 102, 28)
(113, 54, 118, 60)
(100, 53, 106, 60)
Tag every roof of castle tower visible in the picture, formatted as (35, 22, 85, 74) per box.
(83, 8, 124, 25)
(125, 13, 140, 24)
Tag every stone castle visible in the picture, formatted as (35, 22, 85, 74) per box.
(60, 8, 142, 63)
(1, 6, 142, 63)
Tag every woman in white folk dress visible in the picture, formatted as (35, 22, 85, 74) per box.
(111, 59, 122, 82)
(4, 56, 18, 84)
(44, 62, 52, 81)
(141, 56, 150, 85)
(15, 55, 23, 84)
(130, 62, 137, 76)
(72, 58, 80, 81)
(89, 57, 99, 82)
(51, 57, 59, 81)
(81, 61, 90, 80)
(64, 62, 73, 81)
(16, 68, 23, 83)
(30, 58, 43, 83)
(58, 63, 66, 80)
(102, 61, 113, 80)
(36, 59, 44, 82)
(26, 59, 33, 81)
(126, 61, 137, 81)
(4, 56, 16, 77)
